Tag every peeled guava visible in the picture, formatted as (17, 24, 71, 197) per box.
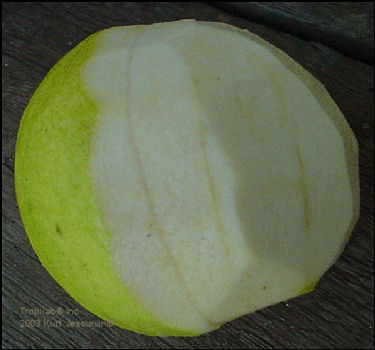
(15, 20, 359, 336)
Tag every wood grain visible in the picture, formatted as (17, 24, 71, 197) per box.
(2, 2, 374, 349)
(212, 2, 374, 64)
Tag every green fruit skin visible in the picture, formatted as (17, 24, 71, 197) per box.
(15, 29, 200, 337)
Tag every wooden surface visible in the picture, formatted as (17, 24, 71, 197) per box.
(212, 2, 374, 64)
(2, 2, 374, 349)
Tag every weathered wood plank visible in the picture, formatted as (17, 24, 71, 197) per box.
(211, 2, 374, 64)
(2, 2, 373, 349)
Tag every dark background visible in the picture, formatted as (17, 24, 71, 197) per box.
(2, 2, 374, 349)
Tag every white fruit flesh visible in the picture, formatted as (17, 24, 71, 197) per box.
(81, 20, 356, 333)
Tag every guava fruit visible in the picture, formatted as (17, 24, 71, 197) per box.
(15, 20, 359, 336)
